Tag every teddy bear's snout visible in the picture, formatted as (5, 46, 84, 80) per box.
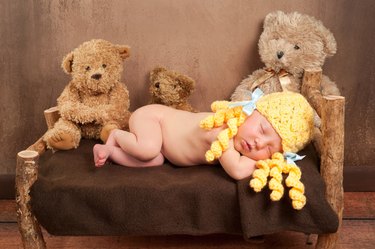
(277, 51, 284, 59)
(91, 73, 102, 80)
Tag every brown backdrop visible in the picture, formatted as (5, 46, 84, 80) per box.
(1, 0, 374, 196)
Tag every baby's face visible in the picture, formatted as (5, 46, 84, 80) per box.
(234, 110, 282, 161)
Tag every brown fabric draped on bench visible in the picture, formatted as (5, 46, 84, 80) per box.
(30, 139, 338, 238)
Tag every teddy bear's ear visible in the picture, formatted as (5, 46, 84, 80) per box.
(263, 11, 283, 29)
(116, 45, 131, 60)
(150, 66, 167, 82)
(177, 74, 195, 96)
(317, 24, 337, 57)
(61, 52, 74, 74)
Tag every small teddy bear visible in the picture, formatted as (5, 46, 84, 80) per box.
(149, 66, 197, 112)
(43, 39, 132, 150)
(231, 11, 340, 101)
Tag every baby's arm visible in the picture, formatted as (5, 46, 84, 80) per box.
(219, 140, 256, 180)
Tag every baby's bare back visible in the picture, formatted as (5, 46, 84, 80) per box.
(138, 105, 223, 166)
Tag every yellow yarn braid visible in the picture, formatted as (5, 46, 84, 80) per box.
(249, 152, 307, 210)
(268, 153, 285, 201)
(249, 159, 270, 192)
(285, 164, 306, 210)
(199, 101, 246, 162)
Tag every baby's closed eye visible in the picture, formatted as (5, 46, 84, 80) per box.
(260, 124, 265, 134)
(267, 146, 272, 157)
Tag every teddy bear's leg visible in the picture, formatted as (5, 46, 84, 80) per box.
(100, 121, 121, 143)
(43, 119, 81, 150)
(81, 123, 101, 140)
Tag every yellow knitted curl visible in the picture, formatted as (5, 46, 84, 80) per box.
(249, 152, 306, 210)
(199, 101, 246, 162)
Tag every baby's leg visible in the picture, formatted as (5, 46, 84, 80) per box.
(105, 129, 120, 147)
(111, 106, 164, 161)
(93, 144, 113, 167)
(93, 144, 164, 167)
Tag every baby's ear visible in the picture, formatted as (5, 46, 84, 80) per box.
(61, 52, 74, 74)
(116, 45, 130, 60)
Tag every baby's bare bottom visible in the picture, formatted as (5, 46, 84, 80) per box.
(93, 105, 165, 167)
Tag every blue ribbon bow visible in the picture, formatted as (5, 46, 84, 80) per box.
(284, 152, 305, 165)
(228, 88, 264, 116)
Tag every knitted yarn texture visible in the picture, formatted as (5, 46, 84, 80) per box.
(250, 152, 306, 210)
(255, 92, 314, 153)
(200, 101, 246, 162)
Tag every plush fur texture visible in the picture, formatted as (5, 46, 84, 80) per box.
(43, 39, 131, 150)
(149, 66, 197, 112)
(231, 11, 340, 101)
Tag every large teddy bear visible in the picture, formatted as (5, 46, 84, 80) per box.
(44, 39, 131, 150)
(231, 11, 340, 101)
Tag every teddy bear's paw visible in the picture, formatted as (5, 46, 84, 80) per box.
(47, 131, 77, 150)
(100, 123, 119, 142)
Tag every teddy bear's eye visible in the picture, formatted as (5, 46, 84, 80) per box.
(102, 64, 107, 68)
(86, 66, 91, 71)
(155, 82, 160, 88)
(294, 45, 300, 50)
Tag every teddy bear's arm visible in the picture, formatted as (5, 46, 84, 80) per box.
(94, 83, 130, 125)
(57, 84, 98, 124)
(321, 75, 340, 96)
(230, 79, 253, 101)
(231, 69, 267, 101)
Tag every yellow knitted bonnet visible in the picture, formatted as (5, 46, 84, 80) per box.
(256, 91, 314, 153)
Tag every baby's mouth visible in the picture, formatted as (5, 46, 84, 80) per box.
(241, 140, 252, 152)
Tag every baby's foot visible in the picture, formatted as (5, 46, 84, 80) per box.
(93, 144, 112, 167)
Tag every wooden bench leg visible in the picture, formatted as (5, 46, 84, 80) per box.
(16, 150, 46, 249)
(316, 233, 339, 249)
(315, 96, 345, 249)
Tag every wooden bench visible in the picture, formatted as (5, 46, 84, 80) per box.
(16, 69, 344, 249)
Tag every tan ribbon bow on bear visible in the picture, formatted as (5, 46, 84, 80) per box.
(250, 68, 291, 92)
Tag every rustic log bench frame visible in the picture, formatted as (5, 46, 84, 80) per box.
(15, 69, 345, 249)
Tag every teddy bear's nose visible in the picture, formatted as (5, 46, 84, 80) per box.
(91, 73, 102, 80)
(277, 51, 284, 59)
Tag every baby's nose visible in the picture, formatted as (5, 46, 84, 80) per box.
(255, 138, 266, 149)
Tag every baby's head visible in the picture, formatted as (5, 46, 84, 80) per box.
(201, 90, 314, 163)
(234, 91, 314, 160)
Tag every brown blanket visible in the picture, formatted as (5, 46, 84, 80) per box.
(237, 144, 339, 238)
(30, 139, 338, 237)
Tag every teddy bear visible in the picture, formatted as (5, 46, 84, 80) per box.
(231, 11, 340, 101)
(43, 39, 131, 150)
(149, 66, 197, 112)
